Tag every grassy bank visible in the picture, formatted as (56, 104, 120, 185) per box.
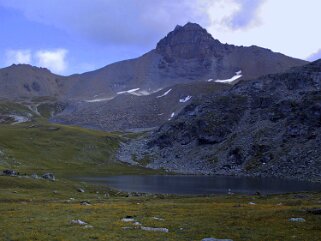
(0, 175, 321, 241)
(0, 120, 159, 177)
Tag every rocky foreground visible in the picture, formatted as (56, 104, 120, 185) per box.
(118, 60, 321, 182)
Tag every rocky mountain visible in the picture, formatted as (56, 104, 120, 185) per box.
(118, 60, 321, 182)
(64, 22, 307, 100)
(0, 22, 309, 132)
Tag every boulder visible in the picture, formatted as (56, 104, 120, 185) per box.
(42, 173, 56, 181)
(2, 170, 18, 176)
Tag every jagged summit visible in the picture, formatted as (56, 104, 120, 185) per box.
(156, 22, 223, 59)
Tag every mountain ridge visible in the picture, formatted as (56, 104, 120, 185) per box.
(0, 22, 308, 101)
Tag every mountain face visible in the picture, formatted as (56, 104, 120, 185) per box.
(118, 60, 321, 181)
(0, 22, 309, 132)
(64, 22, 307, 100)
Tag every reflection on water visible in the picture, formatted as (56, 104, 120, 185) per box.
(78, 175, 321, 195)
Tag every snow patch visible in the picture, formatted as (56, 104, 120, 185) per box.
(86, 97, 114, 103)
(215, 70, 242, 84)
(168, 112, 175, 120)
(179, 96, 192, 103)
(157, 89, 172, 98)
(207, 79, 213, 82)
(117, 88, 140, 95)
(9, 115, 29, 124)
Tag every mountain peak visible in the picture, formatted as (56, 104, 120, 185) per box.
(156, 22, 222, 59)
(5, 64, 52, 74)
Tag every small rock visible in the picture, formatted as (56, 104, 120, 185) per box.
(307, 208, 321, 215)
(71, 219, 87, 225)
(84, 225, 93, 229)
(80, 201, 91, 206)
(42, 173, 55, 181)
(289, 218, 306, 222)
(141, 226, 169, 233)
(152, 217, 164, 221)
(77, 188, 85, 193)
(53, 190, 58, 194)
(121, 216, 135, 222)
(248, 202, 256, 205)
(3, 170, 18, 176)
(202, 238, 233, 241)
(31, 174, 40, 179)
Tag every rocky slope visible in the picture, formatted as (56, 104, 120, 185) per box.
(52, 82, 230, 131)
(118, 60, 321, 181)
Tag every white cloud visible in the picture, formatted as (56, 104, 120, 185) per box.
(35, 49, 68, 73)
(5, 49, 31, 65)
(4, 48, 68, 74)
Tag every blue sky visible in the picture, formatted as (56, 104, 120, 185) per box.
(0, 0, 320, 75)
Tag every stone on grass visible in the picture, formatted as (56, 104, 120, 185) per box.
(31, 174, 40, 179)
(42, 173, 55, 181)
(77, 188, 85, 193)
(121, 216, 135, 222)
(80, 201, 91, 206)
(307, 208, 321, 215)
(84, 225, 93, 229)
(71, 219, 87, 225)
(141, 226, 169, 233)
(3, 170, 18, 176)
(289, 218, 306, 222)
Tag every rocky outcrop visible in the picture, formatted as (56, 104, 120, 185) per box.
(118, 60, 321, 181)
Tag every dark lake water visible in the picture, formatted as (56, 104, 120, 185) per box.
(78, 175, 321, 195)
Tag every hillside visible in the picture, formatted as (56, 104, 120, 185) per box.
(118, 60, 321, 181)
